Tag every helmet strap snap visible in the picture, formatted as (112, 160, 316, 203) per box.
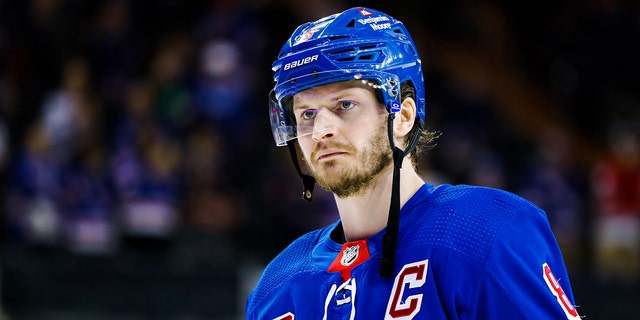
(287, 142, 315, 201)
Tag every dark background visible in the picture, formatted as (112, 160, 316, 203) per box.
(1, 0, 639, 319)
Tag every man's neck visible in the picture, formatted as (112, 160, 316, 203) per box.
(334, 158, 424, 242)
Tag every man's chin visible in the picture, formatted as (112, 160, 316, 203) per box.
(314, 171, 343, 187)
(313, 167, 347, 188)
(313, 161, 347, 177)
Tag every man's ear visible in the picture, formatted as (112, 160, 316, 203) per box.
(393, 97, 416, 138)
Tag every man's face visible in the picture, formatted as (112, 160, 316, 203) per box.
(293, 80, 392, 198)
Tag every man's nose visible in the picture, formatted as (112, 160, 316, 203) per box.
(311, 110, 338, 141)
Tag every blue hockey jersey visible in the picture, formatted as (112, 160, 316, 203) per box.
(246, 183, 581, 319)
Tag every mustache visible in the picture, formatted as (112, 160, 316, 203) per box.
(310, 142, 356, 161)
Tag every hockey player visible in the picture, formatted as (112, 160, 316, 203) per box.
(247, 7, 581, 319)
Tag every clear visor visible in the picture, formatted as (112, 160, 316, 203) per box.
(269, 70, 401, 146)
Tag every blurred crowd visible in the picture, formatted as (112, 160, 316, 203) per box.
(0, 0, 639, 318)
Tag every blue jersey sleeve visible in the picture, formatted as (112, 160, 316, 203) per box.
(472, 202, 581, 319)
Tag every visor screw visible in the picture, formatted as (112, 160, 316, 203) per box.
(312, 70, 319, 78)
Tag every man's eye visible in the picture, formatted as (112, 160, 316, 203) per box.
(301, 110, 317, 120)
(339, 100, 356, 110)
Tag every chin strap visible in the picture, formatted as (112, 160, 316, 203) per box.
(287, 141, 315, 201)
(379, 113, 422, 277)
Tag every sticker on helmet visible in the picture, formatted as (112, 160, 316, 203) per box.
(283, 55, 319, 71)
(390, 101, 401, 113)
(357, 8, 373, 16)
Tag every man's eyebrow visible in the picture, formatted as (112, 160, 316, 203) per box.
(293, 91, 355, 110)
(294, 82, 374, 109)
(293, 103, 311, 111)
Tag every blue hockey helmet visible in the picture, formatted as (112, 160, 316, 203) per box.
(269, 7, 425, 146)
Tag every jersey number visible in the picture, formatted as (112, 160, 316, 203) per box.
(542, 263, 580, 319)
(385, 259, 428, 320)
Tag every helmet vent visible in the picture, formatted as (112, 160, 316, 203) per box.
(328, 43, 384, 63)
(346, 19, 356, 28)
(327, 35, 350, 41)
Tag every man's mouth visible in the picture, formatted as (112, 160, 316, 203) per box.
(317, 151, 347, 161)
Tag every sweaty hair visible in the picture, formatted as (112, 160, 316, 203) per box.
(400, 81, 440, 168)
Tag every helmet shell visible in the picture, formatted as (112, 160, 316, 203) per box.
(271, 7, 426, 141)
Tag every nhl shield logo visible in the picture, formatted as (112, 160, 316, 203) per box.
(328, 239, 370, 282)
(341, 244, 360, 266)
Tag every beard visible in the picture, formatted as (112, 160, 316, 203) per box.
(309, 124, 392, 198)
